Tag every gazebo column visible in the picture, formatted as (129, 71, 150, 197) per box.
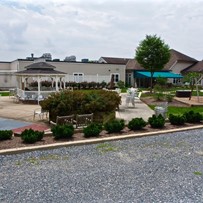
(21, 76, 25, 90)
(60, 77, 65, 89)
(55, 76, 59, 91)
(24, 77, 28, 89)
(51, 78, 54, 89)
(63, 77, 66, 89)
(37, 75, 41, 99)
(59, 77, 62, 89)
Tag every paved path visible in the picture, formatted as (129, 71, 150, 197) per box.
(116, 93, 154, 122)
(0, 129, 202, 202)
(0, 96, 49, 132)
(0, 96, 41, 122)
(0, 95, 154, 127)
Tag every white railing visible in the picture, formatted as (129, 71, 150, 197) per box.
(65, 74, 111, 83)
(16, 88, 55, 100)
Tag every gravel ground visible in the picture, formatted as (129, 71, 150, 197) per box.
(0, 129, 203, 203)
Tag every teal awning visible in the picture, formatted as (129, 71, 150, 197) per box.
(135, 71, 183, 78)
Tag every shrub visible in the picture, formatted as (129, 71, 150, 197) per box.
(21, 129, 44, 144)
(169, 114, 186, 125)
(51, 124, 74, 139)
(165, 94, 174, 102)
(83, 123, 103, 138)
(153, 92, 164, 101)
(0, 130, 13, 140)
(148, 114, 165, 128)
(128, 118, 147, 130)
(183, 110, 202, 123)
(117, 80, 125, 89)
(104, 119, 125, 133)
(156, 77, 167, 86)
(40, 90, 121, 123)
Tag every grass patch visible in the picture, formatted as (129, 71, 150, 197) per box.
(149, 105, 203, 116)
(39, 154, 69, 160)
(193, 171, 202, 176)
(15, 154, 68, 166)
(96, 143, 119, 154)
(27, 157, 39, 165)
(0, 91, 9, 96)
(15, 161, 22, 166)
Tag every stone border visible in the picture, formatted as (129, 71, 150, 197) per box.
(1, 125, 203, 155)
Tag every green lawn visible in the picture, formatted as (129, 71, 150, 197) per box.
(0, 91, 9, 96)
(149, 105, 203, 116)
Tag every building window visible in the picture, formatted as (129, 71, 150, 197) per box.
(173, 78, 181, 84)
(111, 73, 120, 82)
(73, 73, 84, 83)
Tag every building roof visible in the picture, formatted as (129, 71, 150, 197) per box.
(25, 62, 56, 69)
(126, 59, 144, 70)
(182, 60, 203, 73)
(126, 49, 198, 71)
(99, 57, 131, 64)
(16, 62, 66, 75)
(163, 49, 197, 70)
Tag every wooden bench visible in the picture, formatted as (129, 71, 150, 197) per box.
(76, 113, 93, 128)
(50, 113, 93, 128)
(50, 115, 75, 126)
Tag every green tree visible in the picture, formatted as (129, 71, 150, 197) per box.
(135, 34, 170, 92)
(183, 72, 202, 100)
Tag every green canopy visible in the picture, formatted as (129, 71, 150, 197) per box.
(135, 71, 183, 78)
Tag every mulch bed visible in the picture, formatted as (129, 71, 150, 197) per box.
(0, 123, 201, 150)
(0, 97, 200, 151)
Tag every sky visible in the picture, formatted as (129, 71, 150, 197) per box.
(0, 0, 203, 62)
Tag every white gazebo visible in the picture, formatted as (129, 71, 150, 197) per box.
(15, 61, 66, 103)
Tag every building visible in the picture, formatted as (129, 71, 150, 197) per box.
(125, 49, 198, 87)
(0, 49, 201, 90)
(0, 55, 126, 90)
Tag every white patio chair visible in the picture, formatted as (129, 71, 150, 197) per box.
(33, 108, 48, 120)
(134, 92, 142, 101)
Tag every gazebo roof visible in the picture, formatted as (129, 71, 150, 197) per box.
(16, 62, 66, 76)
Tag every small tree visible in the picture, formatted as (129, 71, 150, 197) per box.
(183, 72, 202, 100)
(135, 35, 170, 93)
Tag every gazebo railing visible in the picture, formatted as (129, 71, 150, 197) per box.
(16, 88, 55, 101)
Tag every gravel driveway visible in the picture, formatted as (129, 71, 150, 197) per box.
(0, 129, 202, 203)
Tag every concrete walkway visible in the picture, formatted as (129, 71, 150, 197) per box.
(0, 96, 42, 122)
(0, 95, 155, 130)
(116, 93, 154, 122)
(0, 96, 48, 131)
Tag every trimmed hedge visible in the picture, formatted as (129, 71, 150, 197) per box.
(169, 114, 186, 125)
(104, 119, 125, 133)
(0, 130, 13, 140)
(21, 129, 44, 144)
(51, 124, 74, 139)
(128, 117, 147, 130)
(40, 90, 121, 123)
(83, 123, 103, 138)
(148, 114, 165, 128)
(183, 110, 202, 123)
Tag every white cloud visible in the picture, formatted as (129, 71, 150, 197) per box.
(0, 0, 203, 61)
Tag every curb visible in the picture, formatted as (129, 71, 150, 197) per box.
(0, 125, 203, 155)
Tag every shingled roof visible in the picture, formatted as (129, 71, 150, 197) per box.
(163, 49, 197, 70)
(126, 49, 198, 71)
(16, 62, 66, 75)
(99, 57, 131, 64)
(182, 60, 203, 73)
(25, 62, 56, 69)
(126, 59, 144, 70)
